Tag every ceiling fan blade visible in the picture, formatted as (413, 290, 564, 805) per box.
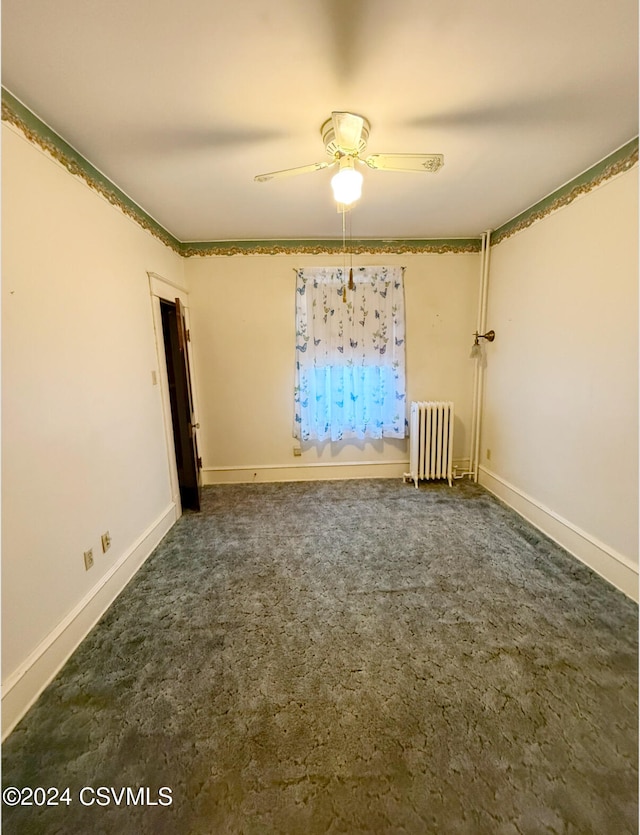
(331, 112, 365, 152)
(363, 153, 444, 173)
(254, 160, 335, 183)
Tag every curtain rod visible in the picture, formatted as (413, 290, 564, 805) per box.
(293, 266, 406, 272)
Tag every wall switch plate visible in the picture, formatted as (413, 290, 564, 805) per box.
(84, 549, 94, 571)
(151, 370, 158, 386)
(101, 532, 111, 553)
(486, 449, 491, 460)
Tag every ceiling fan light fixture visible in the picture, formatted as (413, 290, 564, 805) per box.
(331, 156, 363, 206)
(254, 111, 443, 210)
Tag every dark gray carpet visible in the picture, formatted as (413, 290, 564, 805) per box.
(2, 480, 638, 834)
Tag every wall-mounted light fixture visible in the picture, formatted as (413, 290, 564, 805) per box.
(470, 329, 495, 359)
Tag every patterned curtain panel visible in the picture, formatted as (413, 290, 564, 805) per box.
(294, 266, 407, 442)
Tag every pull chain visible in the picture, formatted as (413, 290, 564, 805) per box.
(348, 209, 354, 291)
(342, 208, 347, 303)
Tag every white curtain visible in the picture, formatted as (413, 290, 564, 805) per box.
(294, 266, 406, 442)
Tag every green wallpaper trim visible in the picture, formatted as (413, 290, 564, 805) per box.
(181, 238, 482, 256)
(3, 87, 637, 255)
(492, 137, 639, 245)
(2, 89, 183, 254)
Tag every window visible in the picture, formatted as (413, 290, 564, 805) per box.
(294, 266, 406, 442)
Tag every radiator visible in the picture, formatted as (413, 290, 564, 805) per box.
(408, 401, 454, 487)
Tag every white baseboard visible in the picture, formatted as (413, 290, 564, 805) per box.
(202, 460, 410, 484)
(478, 466, 638, 602)
(2, 503, 178, 740)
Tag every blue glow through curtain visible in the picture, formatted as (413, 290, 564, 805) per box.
(294, 266, 406, 442)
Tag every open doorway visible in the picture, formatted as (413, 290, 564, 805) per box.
(148, 272, 202, 517)
(159, 298, 202, 511)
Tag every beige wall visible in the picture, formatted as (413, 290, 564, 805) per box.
(2, 125, 184, 733)
(185, 252, 480, 482)
(480, 168, 638, 596)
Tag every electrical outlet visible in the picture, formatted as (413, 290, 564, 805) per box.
(101, 532, 111, 553)
(486, 449, 491, 461)
(84, 549, 94, 571)
(293, 446, 302, 457)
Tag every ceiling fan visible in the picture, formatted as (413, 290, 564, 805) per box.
(254, 111, 444, 207)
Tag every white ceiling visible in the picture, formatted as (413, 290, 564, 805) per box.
(2, 0, 638, 243)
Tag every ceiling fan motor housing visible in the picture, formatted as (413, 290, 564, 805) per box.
(321, 115, 370, 158)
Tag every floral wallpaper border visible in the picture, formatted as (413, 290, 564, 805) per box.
(180, 238, 482, 256)
(2, 88, 183, 254)
(491, 137, 638, 245)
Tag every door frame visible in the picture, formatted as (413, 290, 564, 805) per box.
(148, 271, 201, 517)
